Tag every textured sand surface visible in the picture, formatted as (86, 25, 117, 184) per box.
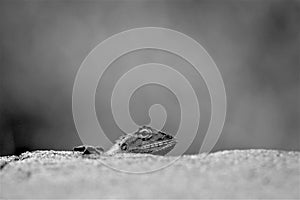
(0, 149, 299, 198)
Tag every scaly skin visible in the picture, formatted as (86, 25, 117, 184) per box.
(73, 126, 177, 156)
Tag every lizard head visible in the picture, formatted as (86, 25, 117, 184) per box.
(106, 126, 177, 155)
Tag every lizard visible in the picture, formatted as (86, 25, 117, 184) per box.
(73, 126, 177, 156)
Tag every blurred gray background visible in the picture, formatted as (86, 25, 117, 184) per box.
(0, 0, 299, 155)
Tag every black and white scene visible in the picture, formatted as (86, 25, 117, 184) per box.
(0, 0, 299, 199)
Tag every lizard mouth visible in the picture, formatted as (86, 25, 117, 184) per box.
(139, 139, 177, 153)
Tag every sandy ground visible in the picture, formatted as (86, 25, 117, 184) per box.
(0, 149, 299, 199)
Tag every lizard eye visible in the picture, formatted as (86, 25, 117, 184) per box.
(121, 143, 128, 151)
